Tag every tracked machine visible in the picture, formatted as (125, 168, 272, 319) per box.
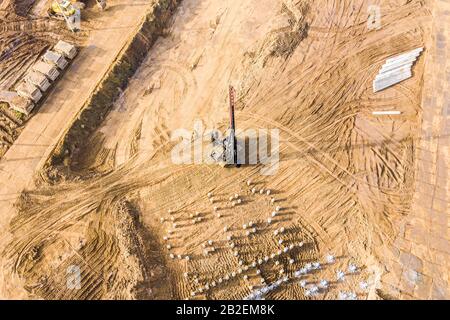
(48, 0, 78, 19)
(48, 0, 81, 31)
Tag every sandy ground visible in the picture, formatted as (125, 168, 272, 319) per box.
(0, 0, 448, 300)
(0, 0, 161, 299)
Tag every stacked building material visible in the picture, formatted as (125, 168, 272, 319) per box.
(54, 40, 78, 59)
(25, 71, 51, 92)
(32, 61, 60, 81)
(10, 41, 78, 115)
(373, 48, 423, 93)
(16, 81, 42, 103)
(0, 90, 34, 115)
(43, 50, 69, 70)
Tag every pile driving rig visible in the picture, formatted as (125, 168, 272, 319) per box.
(210, 86, 238, 167)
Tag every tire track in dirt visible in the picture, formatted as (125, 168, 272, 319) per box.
(2, 0, 430, 300)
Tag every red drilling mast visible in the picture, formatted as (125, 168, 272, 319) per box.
(226, 85, 237, 165)
(229, 85, 236, 132)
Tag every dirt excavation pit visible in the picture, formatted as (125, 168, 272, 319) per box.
(1, 0, 447, 300)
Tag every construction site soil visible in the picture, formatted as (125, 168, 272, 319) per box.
(0, 0, 89, 158)
(1, 0, 448, 300)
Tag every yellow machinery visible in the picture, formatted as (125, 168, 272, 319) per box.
(48, 0, 77, 19)
(48, 0, 106, 32)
